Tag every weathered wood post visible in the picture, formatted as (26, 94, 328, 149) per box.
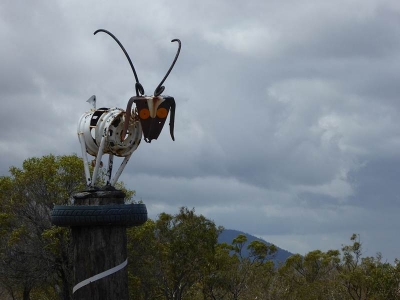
(52, 189, 147, 300)
(72, 192, 129, 299)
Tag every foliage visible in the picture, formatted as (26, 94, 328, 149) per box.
(338, 234, 400, 300)
(126, 227, 400, 300)
(2, 155, 400, 300)
(0, 154, 134, 300)
(127, 207, 222, 300)
(218, 234, 277, 300)
(0, 154, 85, 300)
(277, 249, 345, 299)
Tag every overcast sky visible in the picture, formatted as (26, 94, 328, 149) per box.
(1, 0, 400, 261)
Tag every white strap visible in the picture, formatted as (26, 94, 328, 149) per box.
(73, 258, 128, 294)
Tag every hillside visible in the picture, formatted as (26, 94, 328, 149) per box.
(218, 229, 293, 265)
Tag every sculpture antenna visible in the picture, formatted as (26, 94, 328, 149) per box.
(94, 29, 144, 96)
(154, 39, 181, 96)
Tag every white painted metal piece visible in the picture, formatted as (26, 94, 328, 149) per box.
(77, 103, 142, 187)
(78, 131, 92, 186)
(110, 154, 132, 186)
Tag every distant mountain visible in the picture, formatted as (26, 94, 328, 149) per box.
(218, 229, 293, 265)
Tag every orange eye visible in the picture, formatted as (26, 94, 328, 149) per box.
(139, 108, 150, 119)
(157, 107, 168, 118)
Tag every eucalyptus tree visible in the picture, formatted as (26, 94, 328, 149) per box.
(215, 234, 277, 300)
(0, 154, 133, 300)
(339, 234, 400, 300)
(277, 249, 344, 300)
(127, 207, 221, 300)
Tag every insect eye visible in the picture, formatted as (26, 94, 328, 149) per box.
(157, 107, 168, 118)
(139, 108, 150, 119)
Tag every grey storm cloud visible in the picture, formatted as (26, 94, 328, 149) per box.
(1, 0, 400, 261)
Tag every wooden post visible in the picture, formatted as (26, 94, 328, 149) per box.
(71, 190, 129, 300)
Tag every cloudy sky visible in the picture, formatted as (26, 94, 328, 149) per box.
(1, 0, 400, 261)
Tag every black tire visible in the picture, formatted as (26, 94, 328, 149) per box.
(51, 204, 147, 227)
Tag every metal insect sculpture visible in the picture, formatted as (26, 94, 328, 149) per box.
(77, 29, 181, 188)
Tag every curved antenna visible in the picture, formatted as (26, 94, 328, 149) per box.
(94, 29, 144, 96)
(154, 39, 181, 96)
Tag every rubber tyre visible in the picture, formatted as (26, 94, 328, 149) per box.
(51, 204, 147, 227)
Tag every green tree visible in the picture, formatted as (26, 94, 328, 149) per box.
(196, 242, 232, 300)
(127, 207, 221, 300)
(127, 219, 163, 300)
(0, 155, 86, 300)
(361, 254, 400, 300)
(339, 233, 372, 300)
(0, 154, 134, 300)
(216, 234, 277, 300)
(339, 234, 400, 300)
(278, 249, 344, 300)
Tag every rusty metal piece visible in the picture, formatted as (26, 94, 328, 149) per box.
(121, 96, 142, 142)
(106, 154, 114, 185)
(134, 96, 176, 143)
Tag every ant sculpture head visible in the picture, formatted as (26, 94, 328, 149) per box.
(94, 29, 181, 143)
